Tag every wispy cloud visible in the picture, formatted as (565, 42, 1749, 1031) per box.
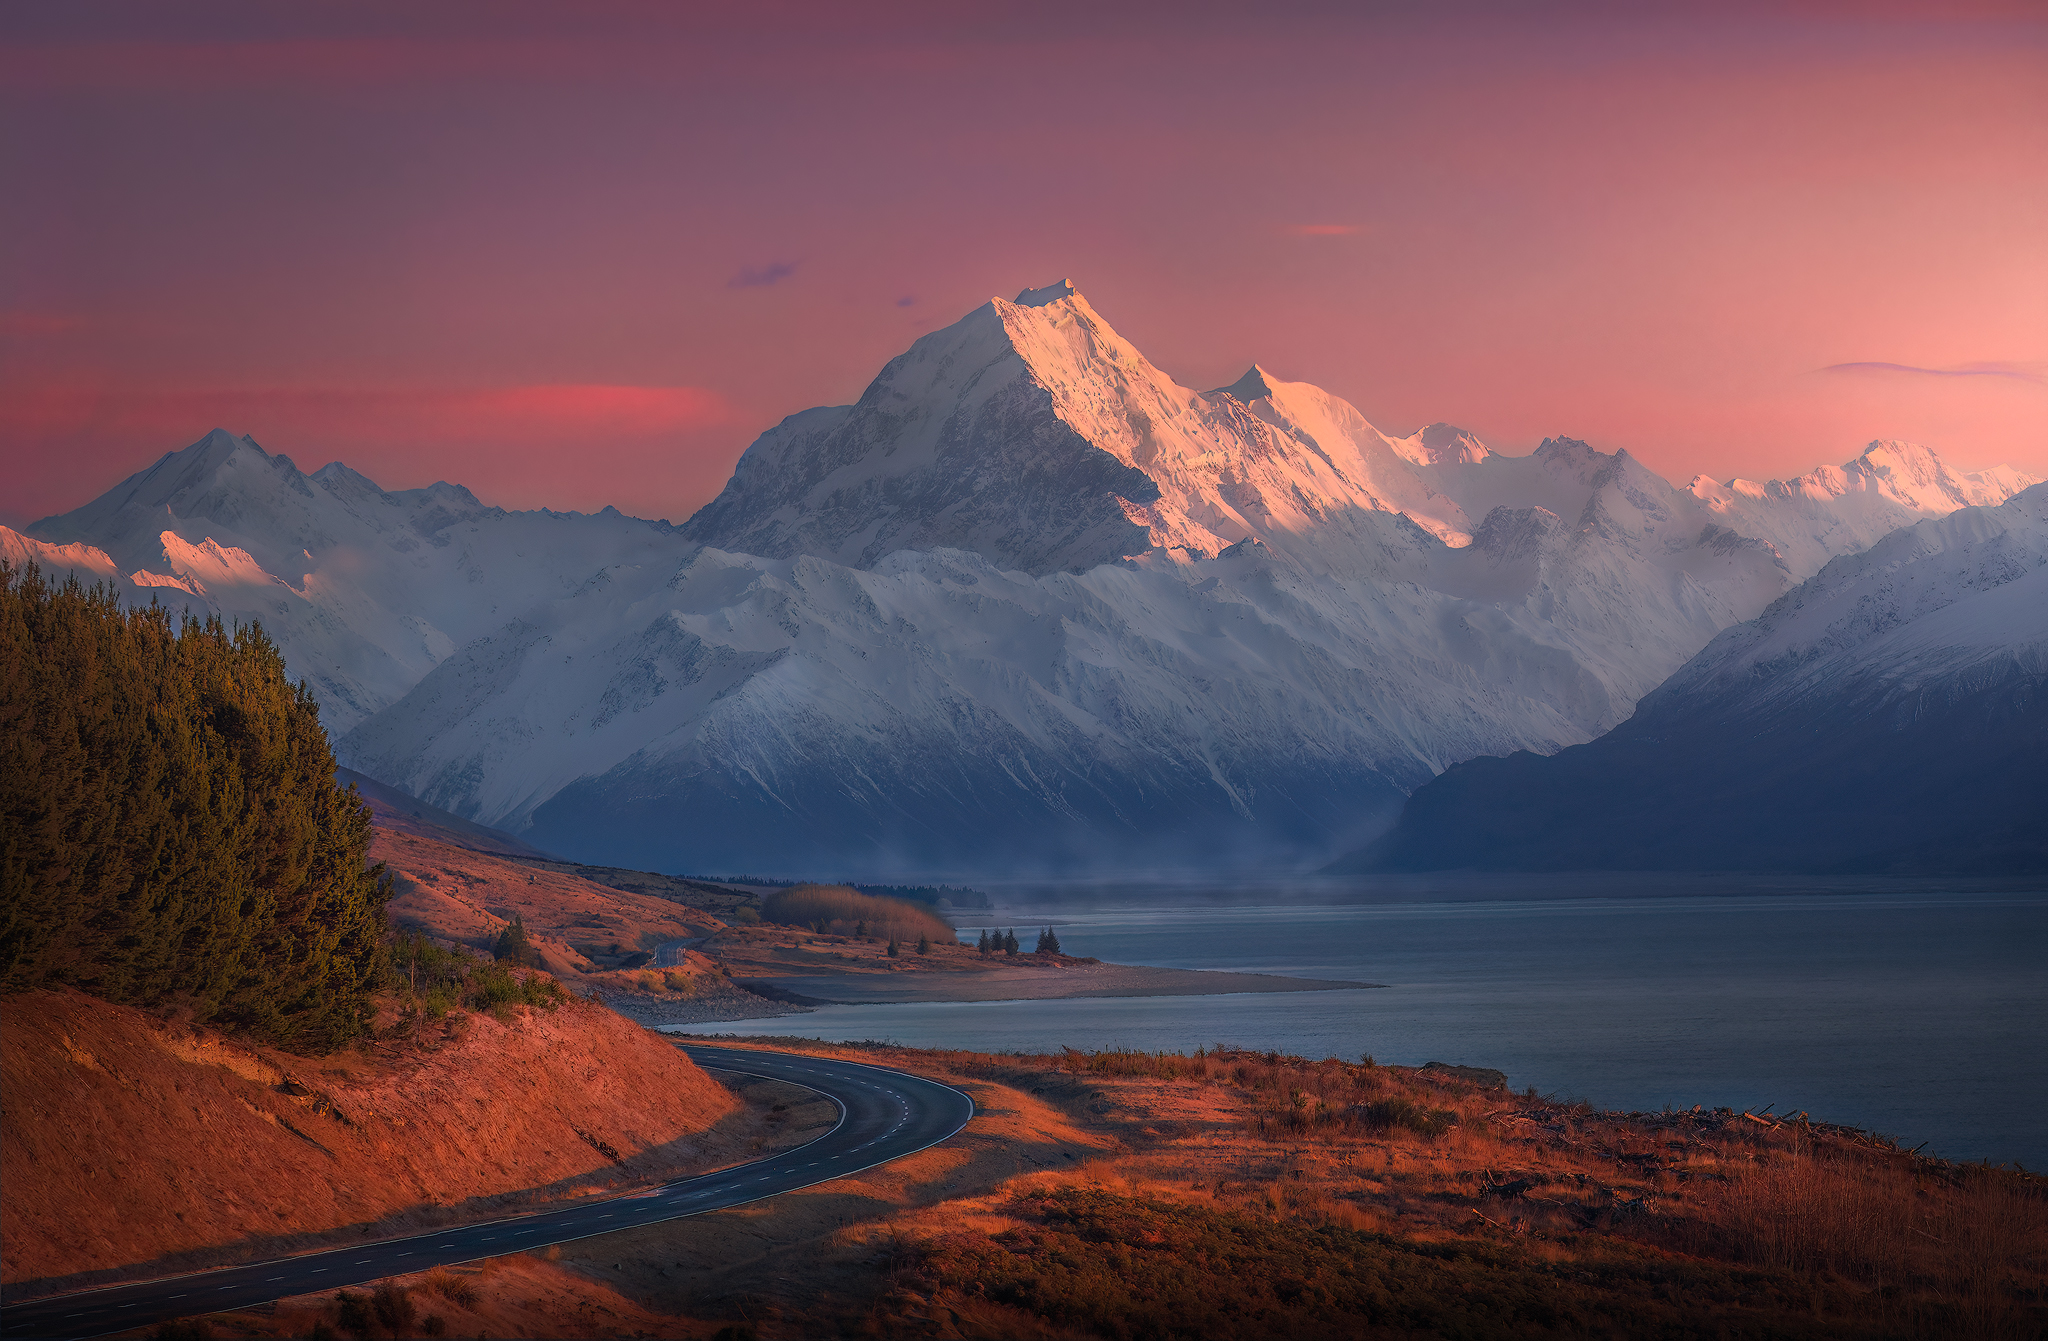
(0, 311, 89, 337)
(1284, 224, 1363, 237)
(0, 383, 737, 443)
(1822, 360, 2044, 384)
(728, 260, 798, 289)
(895, 295, 917, 308)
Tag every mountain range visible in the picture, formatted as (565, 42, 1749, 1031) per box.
(7, 282, 2036, 875)
(1347, 481, 2048, 873)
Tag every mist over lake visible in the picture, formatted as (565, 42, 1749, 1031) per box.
(692, 882, 2048, 1169)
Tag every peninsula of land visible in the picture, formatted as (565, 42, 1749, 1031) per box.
(352, 777, 1379, 1028)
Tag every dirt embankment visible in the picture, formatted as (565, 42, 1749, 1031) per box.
(0, 988, 748, 1293)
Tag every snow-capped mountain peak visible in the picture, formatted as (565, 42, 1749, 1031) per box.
(684, 283, 1508, 573)
(1013, 278, 1080, 307)
(25, 429, 678, 733)
(1682, 440, 2039, 578)
(1212, 365, 1279, 403)
(1396, 423, 1492, 468)
(19, 282, 2041, 877)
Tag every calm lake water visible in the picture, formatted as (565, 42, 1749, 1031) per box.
(680, 887, 2048, 1167)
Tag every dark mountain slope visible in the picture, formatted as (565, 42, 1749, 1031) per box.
(1341, 486, 2048, 874)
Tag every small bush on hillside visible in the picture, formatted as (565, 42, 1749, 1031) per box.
(392, 930, 564, 1019)
(371, 1283, 415, 1333)
(467, 960, 565, 1016)
(423, 1269, 480, 1308)
(147, 1321, 213, 1341)
(1354, 1097, 1458, 1139)
(335, 1291, 375, 1337)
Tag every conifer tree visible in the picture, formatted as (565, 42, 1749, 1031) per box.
(977, 929, 991, 955)
(916, 933, 931, 955)
(493, 915, 537, 967)
(887, 937, 900, 958)
(1036, 927, 1061, 955)
(0, 564, 388, 1052)
(1003, 929, 1019, 955)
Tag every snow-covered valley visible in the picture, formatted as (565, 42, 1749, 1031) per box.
(10, 283, 2036, 875)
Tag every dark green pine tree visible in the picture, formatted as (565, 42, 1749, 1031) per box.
(493, 914, 537, 967)
(977, 929, 991, 955)
(0, 564, 389, 1052)
(1036, 927, 1061, 955)
(916, 933, 931, 956)
(1003, 929, 1019, 955)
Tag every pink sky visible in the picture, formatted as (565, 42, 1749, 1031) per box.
(3, 3, 2043, 528)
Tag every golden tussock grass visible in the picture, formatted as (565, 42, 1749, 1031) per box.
(179, 1035, 2047, 1339)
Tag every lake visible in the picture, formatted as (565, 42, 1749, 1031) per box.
(676, 885, 2048, 1167)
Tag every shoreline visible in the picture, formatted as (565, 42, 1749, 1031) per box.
(599, 958, 1383, 1026)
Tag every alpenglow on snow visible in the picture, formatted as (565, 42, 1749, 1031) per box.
(13, 282, 2037, 875)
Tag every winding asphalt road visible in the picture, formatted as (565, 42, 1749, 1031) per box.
(0, 1046, 974, 1341)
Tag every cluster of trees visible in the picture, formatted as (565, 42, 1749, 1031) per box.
(1, 567, 388, 1052)
(975, 928, 1062, 956)
(492, 914, 540, 967)
(760, 883, 953, 943)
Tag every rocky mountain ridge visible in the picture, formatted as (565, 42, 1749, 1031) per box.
(1349, 483, 2048, 873)
(10, 282, 2035, 873)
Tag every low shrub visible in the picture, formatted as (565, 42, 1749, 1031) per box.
(335, 1291, 374, 1338)
(424, 1268, 480, 1308)
(1354, 1096, 1459, 1139)
(147, 1321, 213, 1341)
(465, 960, 566, 1017)
(371, 1283, 415, 1333)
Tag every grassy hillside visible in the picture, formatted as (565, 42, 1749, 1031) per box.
(185, 1039, 2048, 1339)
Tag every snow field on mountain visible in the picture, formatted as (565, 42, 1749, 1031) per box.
(1658, 484, 2048, 710)
(17, 282, 2038, 871)
(340, 542, 1623, 837)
